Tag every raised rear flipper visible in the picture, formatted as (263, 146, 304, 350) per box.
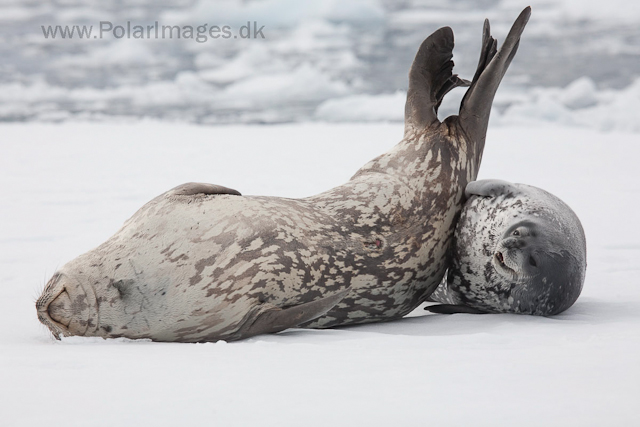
(404, 27, 470, 136)
(458, 7, 531, 149)
(230, 288, 351, 341)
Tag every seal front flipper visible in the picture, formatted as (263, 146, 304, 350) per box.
(404, 27, 470, 136)
(231, 288, 350, 341)
(169, 182, 241, 196)
(465, 179, 519, 198)
(458, 7, 531, 147)
(425, 304, 489, 314)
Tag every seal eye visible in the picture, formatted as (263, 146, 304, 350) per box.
(513, 229, 520, 236)
(529, 256, 537, 267)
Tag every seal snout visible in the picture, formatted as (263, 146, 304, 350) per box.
(48, 290, 72, 327)
(36, 274, 96, 339)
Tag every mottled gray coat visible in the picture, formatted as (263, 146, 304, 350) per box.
(37, 8, 531, 342)
(429, 179, 586, 315)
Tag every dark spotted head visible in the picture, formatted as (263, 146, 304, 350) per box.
(429, 181, 586, 316)
(489, 215, 586, 315)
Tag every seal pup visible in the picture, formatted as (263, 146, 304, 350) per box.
(427, 179, 587, 315)
(36, 8, 532, 342)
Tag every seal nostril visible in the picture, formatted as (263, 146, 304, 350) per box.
(496, 252, 504, 264)
(48, 290, 72, 327)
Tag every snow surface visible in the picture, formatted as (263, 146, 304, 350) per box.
(1, 122, 639, 426)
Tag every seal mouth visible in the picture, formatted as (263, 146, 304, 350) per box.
(37, 292, 71, 340)
(47, 290, 72, 327)
(36, 274, 98, 340)
(494, 251, 516, 277)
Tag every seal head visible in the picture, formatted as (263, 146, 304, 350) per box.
(36, 254, 101, 339)
(428, 179, 587, 316)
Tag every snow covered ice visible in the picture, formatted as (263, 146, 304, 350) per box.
(2, 122, 639, 426)
(1, 0, 640, 126)
(1, 0, 640, 425)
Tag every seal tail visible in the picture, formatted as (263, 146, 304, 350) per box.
(458, 7, 531, 149)
(231, 288, 350, 341)
(404, 27, 471, 136)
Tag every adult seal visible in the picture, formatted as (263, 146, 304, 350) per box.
(36, 9, 532, 342)
(428, 179, 587, 316)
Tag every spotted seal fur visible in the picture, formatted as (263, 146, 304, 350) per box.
(428, 179, 586, 315)
(36, 8, 531, 342)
